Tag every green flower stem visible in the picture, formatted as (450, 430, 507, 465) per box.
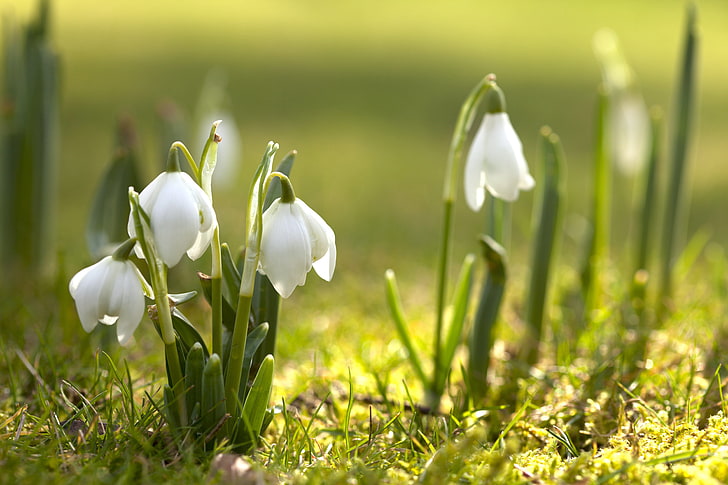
(154, 270, 187, 426)
(211, 227, 223, 356)
(265, 172, 295, 203)
(225, 227, 259, 416)
(129, 189, 187, 426)
(225, 293, 253, 416)
(434, 74, 495, 408)
(169, 141, 199, 179)
(486, 194, 511, 247)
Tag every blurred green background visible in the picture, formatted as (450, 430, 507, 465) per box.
(2, 0, 727, 290)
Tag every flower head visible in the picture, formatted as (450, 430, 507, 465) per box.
(69, 242, 150, 345)
(259, 197, 336, 298)
(127, 170, 217, 267)
(464, 86, 534, 209)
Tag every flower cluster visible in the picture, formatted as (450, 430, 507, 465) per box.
(70, 136, 336, 345)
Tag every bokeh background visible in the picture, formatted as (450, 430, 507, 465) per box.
(2, 0, 727, 306)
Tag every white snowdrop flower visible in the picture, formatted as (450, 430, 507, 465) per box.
(69, 240, 150, 346)
(464, 84, 534, 209)
(259, 197, 336, 298)
(127, 170, 217, 267)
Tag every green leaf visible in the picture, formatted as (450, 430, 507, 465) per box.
(199, 120, 221, 195)
(201, 354, 226, 438)
(169, 290, 198, 306)
(468, 236, 507, 404)
(199, 269, 238, 332)
(263, 150, 296, 210)
(236, 354, 274, 450)
(86, 119, 142, 259)
(659, 4, 698, 307)
(171, 308, 209, 359)
(246, 142, 277, 243)
(184, 342, 205, 424)
(523, 128, 564, 366)
(240, 322, 269, 403)
(384, 269, 428, 389)
(0, 0, 59, 269)
(163, 385, 181, 431)
(436, 254, 475, 395)
(251, 274, 280, 359)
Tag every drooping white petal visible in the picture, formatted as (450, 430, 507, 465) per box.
(148, 173, 203, 267)
(69, 259, 112, 333)
(501, 119, 535, 191)
(128, 173, 166, 259)
(260, 201, 312, 298)
(296, 200, 337, 281)
(181, 173, 217, 260)
(102, 259, 125, 321)
(464, 118, 489, 211)
(312, 225, 336, 282)
(69, 264, 93, 297)
(115, 262, 145, 346)
(129, 171, 217, 266)
(187, 221, 216, 261)
(481, 113, 523, 202)
(180, 173, 216, 233)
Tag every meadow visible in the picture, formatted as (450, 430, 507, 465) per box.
(2, 0, 728, 483)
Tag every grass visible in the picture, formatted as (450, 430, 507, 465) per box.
(4, 256, 728, 483)
(3, 0, 728, 483)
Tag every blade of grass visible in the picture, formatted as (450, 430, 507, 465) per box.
(658, 4, 698, 313)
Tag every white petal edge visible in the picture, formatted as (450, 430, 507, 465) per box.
(296, 199, 337, 282)
(482, 113, 523, 202)
(115, 262, 145, 346)
(70, 258, 112, 333)
(464, 115, 488, 211)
